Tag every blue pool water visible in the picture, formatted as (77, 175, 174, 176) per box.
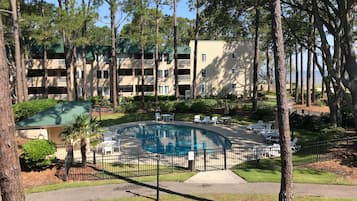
(116, 124, 232, 155)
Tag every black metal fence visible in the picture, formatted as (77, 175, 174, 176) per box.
(55, 136, 357, 181)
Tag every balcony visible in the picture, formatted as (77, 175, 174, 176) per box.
(178, 75, 191, 82)
(178, 59, 190, 68)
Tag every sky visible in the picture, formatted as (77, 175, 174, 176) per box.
(96, 1, 195, 28)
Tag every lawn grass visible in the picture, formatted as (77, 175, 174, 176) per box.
(103, 193, 357, 201)
(233, 156, 350, 185)
(25, 172, 195, 194)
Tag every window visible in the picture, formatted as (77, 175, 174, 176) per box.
(28, 69, 44, 77)
(144, 68, 154, 75)
(232, 67, 237, 74)
(103, 87, 110, 96)
(76, 70, 84, 79)
(177, 69, 190, 75)
(201, 54, 206, 62)
(103, 70, 109, 79)
(159, 86, 169, 95)
(158, 70, 169, 78)
(136, 85, 154, 92)
(201, 84, 206, 94)
(119, 85, 133, 92)
(135, 69, 142, 76)
(118, 69, 133, 76)
(231, 83, 236, 89)
(48, 69, 66, 77)
(97, 70, 102, 79)
(48, 87, 67, 94)
(201, 69, 207, 78)
(77, 87, 83, 97)
(28, 87, 45, 94)
(97, 88, 102, 96)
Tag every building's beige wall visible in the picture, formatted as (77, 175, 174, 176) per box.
(26, 40, 254, 99)
(16, 127, 65, 145)
(190, 40, 254, 97)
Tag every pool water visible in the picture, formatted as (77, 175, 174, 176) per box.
(116, 124, 232, 155)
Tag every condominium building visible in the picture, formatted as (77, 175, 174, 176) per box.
(26, 40, 254, 99)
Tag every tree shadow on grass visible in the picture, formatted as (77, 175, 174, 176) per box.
(90, 166, 213, 201)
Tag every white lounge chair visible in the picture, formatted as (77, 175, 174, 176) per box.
(201, 116, 210, 124)
(291, 137, 301, 153)
(194, 115, 202, 123)
(155, 112, 161, 121)
(210, 116, 218, 124)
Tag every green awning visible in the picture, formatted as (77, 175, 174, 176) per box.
(16, 101, 92, 128)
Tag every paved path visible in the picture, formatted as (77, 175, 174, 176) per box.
(26, 170, 357, 201)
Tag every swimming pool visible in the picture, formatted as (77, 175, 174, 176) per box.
(115, 124, 232, 155)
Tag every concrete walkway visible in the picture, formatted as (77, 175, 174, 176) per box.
(26, 170, 357, 201)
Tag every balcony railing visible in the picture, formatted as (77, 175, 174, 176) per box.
(177, 75, 191, 81)
(178, 59, 190, 68)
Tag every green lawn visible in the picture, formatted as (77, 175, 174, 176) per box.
(26, 172, 195, 194)
(233, 156, 350, 185)
(103, 194, 357, 201)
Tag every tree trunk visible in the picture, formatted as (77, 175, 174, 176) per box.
(300, 46, 304, 105)
(295, 45, 299, 103)
(43, 46, 48, 98)
(192, 0, 199, 99)
(312, 27, 316, 104)
(18, 1, 27, 101)
(82, 45, 87, 99)
(11, 0, 24, 103)
(289, 52, 292, 94)
(252, 6, 260, 112)
(306, 49, 311, 107)
(267, 47, 271, 93)
(141, 45, 145, 106)
(110, 1, 118, 109)
(80, 138, 87, 167)
(154, 0, 160, 108)
(321, 61, 325, 98)
(65, 43, 74, 101)
(64, 144, 74, 181)
(0, 15, 25, 201)
(174, 0, 179, 99)
(271, 1, 294, 201)
(73, 47, 78, 100)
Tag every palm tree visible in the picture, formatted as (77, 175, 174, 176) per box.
(61, 114, 103, 168)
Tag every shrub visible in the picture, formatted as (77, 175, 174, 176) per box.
(159, 101, 175, 113)
(190, 100, 212, 114)
(174, 101, 191, 113)
(20, 140, 56, 170)
(116, 100, 140, 113)
(13, 99, 58, 122)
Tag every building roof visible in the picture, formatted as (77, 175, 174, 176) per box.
(16, 101, 92, 128)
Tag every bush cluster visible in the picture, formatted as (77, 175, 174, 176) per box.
(20, 140, 56, 171)
(290, 112, 330, 131)
(13, 99, 58, 122)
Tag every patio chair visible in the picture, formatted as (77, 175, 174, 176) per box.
(194, 115, 202, 123)
(155, 112, 161, 121)
(201, 116, 210, 124)
(169, 113, 175, 121)
(209, 116, 218, 124)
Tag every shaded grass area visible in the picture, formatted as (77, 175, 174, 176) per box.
(233, 155, 350, 184)
(99, 163, 188, 178)
(103, 193, 357, 201)
(25, 172, 195, 194)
